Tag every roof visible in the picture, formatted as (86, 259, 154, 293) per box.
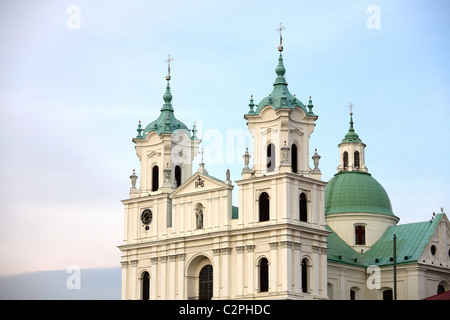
(339, 113, 363, 145)
(326, 213, 445, 268)
(135, 81, 193, 138)
(248, 53, 314, 117)
(326, 225, 365, 267)
(363, 214, 444, 266)
(232, 206, 238, 219)
(423, 290, 450, 300)
(325, 171, 396, 217)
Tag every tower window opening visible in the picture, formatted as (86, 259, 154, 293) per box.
(175, 165, 182, 188)
(343, 151, 348, 169)
(259, 192, 270, 222)
(299, 192, 307, 222)
(354, 151, 360, 169)
(291, 144, 298, 173)
(152, 165, 159, 191)
(267, 143, 275, 172)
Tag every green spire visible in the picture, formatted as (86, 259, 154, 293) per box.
(250, 26, 312, 116)
(160, 81, 174, 112)
(136, 55, 190, 138)
(340, 104, 363, 144)
(274, 53, 287, 85)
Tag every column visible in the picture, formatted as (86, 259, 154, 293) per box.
(269, 242, 278, 293)
(176, 254, 186, 299)
(236, 246, 245, 297)
(246, 245, 255, 295)
(150, 257, 158, 300)
(221, 248, 232, 299)
(312, 246, 320, 297)
(294, 243, 302, 293)
(280, 241, 293, 293)
(130, 259, 138, 300)
(213, 248, 221, 299)
(168, 254, 177, 299)
(160, 256, 168, 299)
(120, 261, 129, 299)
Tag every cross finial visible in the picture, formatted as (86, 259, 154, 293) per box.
(276, 23, 285, 52)
(349, 102, 354, 115)
(165, 54, 174, 81)
(200, 146, 204, 164)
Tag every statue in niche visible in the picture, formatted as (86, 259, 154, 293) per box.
(195, 207, 203, 229)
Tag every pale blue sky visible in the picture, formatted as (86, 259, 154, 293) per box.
(0, 0, 449, 276)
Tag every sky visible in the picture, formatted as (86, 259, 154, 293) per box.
(0, 0, 449, 277)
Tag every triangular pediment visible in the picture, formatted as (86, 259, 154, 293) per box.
(171, 172, 231, 198)
(417, 213, 450, 263)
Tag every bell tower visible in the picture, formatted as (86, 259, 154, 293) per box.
(235, 26, 330, 299)
(131, 55, 201, 197)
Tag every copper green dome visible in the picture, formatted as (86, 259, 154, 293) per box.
(135, 80, 195, 139)
(250, 53, 315, 116)
(325, 171, 396, 217)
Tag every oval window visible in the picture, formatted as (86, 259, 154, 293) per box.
(430, 245, 436, 256)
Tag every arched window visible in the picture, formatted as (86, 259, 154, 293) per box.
(141, 271, 150, 300)
(266, 143, 275, 172)
(383, 289, 393, 300)
(175, 165, 182, 188)
(152, 166, 159, 191)
(259, 258, 269, 292)
(301, 258, 308, 293)
(299, 193, 307, 222)
(343, 151, 348, 169)
(291, 144, 298, 173)
(354, 225, 366, 245)
(354, 151, 360, 169)
(259, 192, 270, 222)
(438, 284, 445, 294)
(198, 265, 213, 300)
(350, 289, 356, 300)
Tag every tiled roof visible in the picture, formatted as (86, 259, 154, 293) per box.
(325, 171, 396, 217)
(423, 290, 450, 300)
(326, 214, 444, 267)
(363, 214, 444, 266)
(232, 206, 239, 219)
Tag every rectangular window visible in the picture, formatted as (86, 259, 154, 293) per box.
(355, 225, 366, 245)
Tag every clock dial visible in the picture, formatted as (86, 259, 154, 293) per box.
(141, 209, 152, 225)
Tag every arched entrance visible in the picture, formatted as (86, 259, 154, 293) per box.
(186, 255, 213, 300)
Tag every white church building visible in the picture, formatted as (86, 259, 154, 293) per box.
(118, 39, 450, 300)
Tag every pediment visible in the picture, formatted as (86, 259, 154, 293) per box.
(170, 172, 231, 198)
(417, 213, 450, 263)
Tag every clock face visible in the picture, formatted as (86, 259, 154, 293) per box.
(141, 209, 152, 225)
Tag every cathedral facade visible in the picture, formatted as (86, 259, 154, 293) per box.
(118, 42, 450, 300)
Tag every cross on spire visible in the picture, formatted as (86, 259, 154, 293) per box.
(276, 23, 285, 52)
(201, 146, 205, 164)
(165, 54, 174, 81)
(348, 102, 355, 130)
